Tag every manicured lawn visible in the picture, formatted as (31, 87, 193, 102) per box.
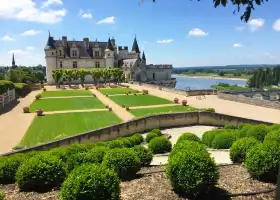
(20, 111, 122, 147)
(130, 105, 200, 117)
(30, 97, 104, 112)
(41, 90, 92, 97)
(99, 88, 138, 95)
(109, 94, 172, 107)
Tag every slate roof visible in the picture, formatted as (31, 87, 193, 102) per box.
(142, 51, 146, 60)
(132, 37, 140, 53)
(106, 37, 114, 51)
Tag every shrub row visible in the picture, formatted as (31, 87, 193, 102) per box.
(14, 83, 31, 97)
(0, 80, 14, 95)
(202, 129, 237, 149)
(145, 129, 163, 143)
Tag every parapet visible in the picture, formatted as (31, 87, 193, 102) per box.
(146, 64, 173, 69)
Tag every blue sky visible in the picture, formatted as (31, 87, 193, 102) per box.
(0, 0, 280, 67)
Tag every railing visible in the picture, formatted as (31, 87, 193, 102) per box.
(0, 89, 16, 110)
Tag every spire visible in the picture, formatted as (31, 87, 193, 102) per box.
(132, 36, 140, 54)
(106, 37, 114, 51)
(45, 31, 55, 49)
(142, 51, 146, 60)
(12, 53, 15, 67)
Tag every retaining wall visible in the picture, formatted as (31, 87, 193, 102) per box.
(1, 111, 272, 156)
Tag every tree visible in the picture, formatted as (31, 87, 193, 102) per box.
(33, 71, 45, 84)
(52, 69, 63, 88)
(101, 69, 112, 85)
(145, 0, 268, 22)
(64, 69, 74, 87)
(90, 69, 102, 85)
(77, 69, 89, 87)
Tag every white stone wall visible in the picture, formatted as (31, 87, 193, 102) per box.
(46, 50, 57, 84)
(145, 68, 172, 81)
(57, 59, 106, 69)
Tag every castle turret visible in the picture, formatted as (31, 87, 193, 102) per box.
(45, 31, 57, 84)
(131, 36, 140, 57)
(104, 37, 114, 68)
(142, 51, 146, 65)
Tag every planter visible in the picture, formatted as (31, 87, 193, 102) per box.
(158, 86, 162, 90)
(182, 99, 187, 106)
(143, 90, 149, 94)
(126, 93, 129, 95)
(35, 94, 41, 100)
(43, 88, 46, 92)
(36, 109, 44, 116)
(106, 94, 108, 97)
(108, 107, 112, 111)
(23, 107, 30, 113)
(134, 93, 137, 96)
(105, 105, 109, 108)
(85, 87, 89, 90)
(174, 98, 179, 104)
(93, 94, 96, 97)
(126, 106, 130, 111)
(122, 104, 126, 108)
(41, 85, 44, 89)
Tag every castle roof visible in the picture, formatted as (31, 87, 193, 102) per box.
(142, 51, 146, 60)
(131, 37, 140, 53)
(106, 37, 114, 51)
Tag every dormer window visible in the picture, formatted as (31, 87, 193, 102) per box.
(72, 50, 77, 57)
(95, 51, 99, 57)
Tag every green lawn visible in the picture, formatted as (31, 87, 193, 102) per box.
(99, 88, 138, 95)
(130, 105, 200, 117)
(41, 90, 92, 97)
(20, 111, 122, 147)
(30, 97, 104, 112)
(109, 94, 172, 107)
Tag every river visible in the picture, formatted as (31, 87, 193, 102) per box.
(173, 75, 247, 90)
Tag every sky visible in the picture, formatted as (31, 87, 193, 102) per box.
(0, 0, 280, 68)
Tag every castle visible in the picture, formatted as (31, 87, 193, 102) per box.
(45, 32, 176, 87)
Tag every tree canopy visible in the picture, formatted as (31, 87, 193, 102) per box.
(145, 0, 268, 22)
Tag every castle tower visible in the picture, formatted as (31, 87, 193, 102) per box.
(12, 53, 16, 68)
(104, 37, 114, 68)
(131, 36, 140, 57)
(45, 31, 57, 84)
(141, 51, 146, 65)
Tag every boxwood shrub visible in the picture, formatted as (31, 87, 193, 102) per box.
(145, 132, 159, 143)
(108, 139, 125, 149)
(151, 129, 162, 136)
(16, 154, 66, 191)
(246, 124, 269, 142)
(118, 138, 132, 148)
(245, 142, 280, 182)
(102, 148, 141, 180)
(126, 133, 143, 146)
(14, 83, 31, 97)
(230, 137, 260, 163)
(132, 145, 153, 166)
(212, 130, 236, 149)
(236, 123, 253, 139)
(269, 124, 280, 132)
(166, 140, 219, 198)
(148, 136, 172, 154)
(201, 129, 219, 147)
(60, 164, 120, 200)
(224, 123, 237, 129)
(263, 130, 280, 144)
(176, 132, 201, 144)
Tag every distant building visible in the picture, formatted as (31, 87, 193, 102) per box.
(11, 53, 17, 69)
(44, 32, 176, 87)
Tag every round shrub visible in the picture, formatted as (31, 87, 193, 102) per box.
(89, 146, 109, 163)
(224, 123, 237, 129)
(148, 136, 172, 154)
(145, 132, 159, 143)
(245, 142, 280, 182)
(127, 133, 143, 146)
(47, 147, 69, 162)
(269, 124, 280, 132)
(118, 138, 132, 148)
(230, 137, 260, 163)
(0, 191, 4, 200)
(201, 130, 219, 147)
(236, 123, 253, 139)
(16, 154, 66, 191)
(60, 164, 120, 200)
(102, 148, 141, 180)
(246, 124, 269, 142)
(108, 140, 124, 149)
(176, 132, 201, 144)
(166, 141, 219, 198)
(151, 129, 162, 136)
(212, 130, 237, 149)
(132, 145, 153, 166)
(264, 130, 280, 144)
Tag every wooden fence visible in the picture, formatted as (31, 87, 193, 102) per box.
(0, 89, 16, 109)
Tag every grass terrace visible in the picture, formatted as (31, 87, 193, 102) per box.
(30, 97, 104, 112)
(99, 88, 138, 95)
(20, 111, 121, 147)
(109, 94, 172, 107)
(40, 90, 92, 97)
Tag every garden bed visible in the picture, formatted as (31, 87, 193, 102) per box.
(99, 88, 138, 95)
(40, 90, 92, 97)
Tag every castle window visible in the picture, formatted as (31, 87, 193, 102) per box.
(59, 50, 62, 56)
(72, 50, 77, 57)
(108, 53, 110, 56)
(95, 61, 100, 68)
(52, 52, 54, 55)
(73, 61, 77, 68)
(95, 51, 99, 57)
(60, 61, 63, 68)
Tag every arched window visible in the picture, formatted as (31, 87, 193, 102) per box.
(73, 61, 77, 68)
(60, 61, 63, 68)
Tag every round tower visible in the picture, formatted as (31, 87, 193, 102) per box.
(45, 31, 57, 84)
(105, 37, 114, 68)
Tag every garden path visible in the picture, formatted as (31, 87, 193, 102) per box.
(105, 93, 143, 97)
(42, 96, 92, 99)
(43, 108, 108, 115)
(130, 103, 179, 109)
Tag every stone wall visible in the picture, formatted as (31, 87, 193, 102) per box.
(1, 111, 272, 157)
(218, 93, 280, 110)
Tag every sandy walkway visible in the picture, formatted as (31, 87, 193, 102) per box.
(44, 108, 108, 115)
(130, 103, 178, 109)
(42, 95, 92, 99)
(127, 84, 280, 123)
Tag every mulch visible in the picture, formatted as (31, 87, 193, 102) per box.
(0, 165, 277, 200)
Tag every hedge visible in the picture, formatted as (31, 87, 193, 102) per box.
(176, 132, 201, 144)
(145, 132, 159, 143)
(148, 136, 172, 154)
(263, 130, 280, 144)
(60, 164, 120, 200)
(151, 129, 162, 136)
(126, 133, 143, 146)
(246, 124, 269, 142)
(211, 130, 236, 149)
(14, 83, 31, 97)
(236, 123, 253, 139)
(0, 80, 14, 95)
(132, 145, 153, 166)
(269, 124, 280, 132)
(108, 140, 125, 149)
(224, 123, 237, 129)
(201, 129, 223, 147)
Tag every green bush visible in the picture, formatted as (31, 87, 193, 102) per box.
(224, 123, 237, 129)
(245, 142, 280, 182)
(237, 123, 253, 138)
(0, 80, 14, 95)
(212, 130, 236, 149)
(89, 146, 109, 163)
(145, 132, 159, 143)
(0, 191, 4, 200)
(108, 139, 124, 149)
(166, 140, 219, 198)
(60, 164, 120, 200)
(269, 124, 280, 132)
(148, 136, 172, 154)
(102, 148, 141, 180)
(230, 138, 260, 163)
(14, 83, 30, 97)
(246, 124, 269, 142)
(201, 129, 219, 147)
(151, 129, 162, 136)
(264, 130, 280, 144)
(16, 154, 66, 191)
(201, 108, 215, 112)
(118, 138, 132, 148)
(132, 145, 153, 166)
(176, 132, 201, 144)
(126, 133, 143, 146)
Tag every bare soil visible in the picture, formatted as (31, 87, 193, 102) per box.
(0, 165, 276, 200)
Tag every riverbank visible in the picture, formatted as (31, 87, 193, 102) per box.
(173, 74, 248, 81)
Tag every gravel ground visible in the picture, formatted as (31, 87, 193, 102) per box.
(0, 165, 276, 200)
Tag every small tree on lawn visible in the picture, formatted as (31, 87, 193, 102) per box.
(52, 69, 63, 88)
(78, 69, 89, 87)
(102, 69, 112, 85)
(64, 69, 74, 87)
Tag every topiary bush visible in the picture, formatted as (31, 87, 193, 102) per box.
(145, 132, 159, 143)
(16, 154, 66, 191)
(126, 133, 143, 146)
(118, 138, 132, 148)
(60, 164, 120, 200)
(224, 123, 237, 129)
(263, 130, 280, 144)
(245, 142, 280, 182)
(212, 130, 237, 149)
(151, 129, 162, 136)
(246, 124, 269, 142)
(0, 191, 4, 200)
(176, 132, 201, 144)
(148, 136, 172, 154)
(88, 146, 109, 163)
(102, 148, 141, 180)
(236, 123, 253, 139)
(108, 139, 124, 149)
(269, 124, 280, 132)
(132, 145, 153, 166)
(201, 129, 219, 147)
(230, 137, 261, 163)
(166, 140, 219, 198)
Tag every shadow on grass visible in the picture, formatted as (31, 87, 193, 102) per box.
(0, 100, 20, 115)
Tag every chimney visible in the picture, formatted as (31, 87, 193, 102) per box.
(62, 36, 67, 45)
(124, 46, 128, 50)
(111, 37, 115, 46)
(118, 46, 123, 51)
(83, 37, 89, 48)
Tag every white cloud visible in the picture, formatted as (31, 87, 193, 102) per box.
(248, 18, 265, 32)
(264, 52, 276, 59)
(233, 43, 243, 47)
(96, 16, 116, 24)
(79, 9, 92, 19)
(188, 28, 208, 37)
(156, 39, 173, 44)
(273, 19, 280, 31)
(20, 29, 41, 36)
(41, 0, 63, 8)
(1, 35, 15, 41)
(235, 26, 245, 31)
(0, 0, 67, 24)
(26, 46, 35, 51)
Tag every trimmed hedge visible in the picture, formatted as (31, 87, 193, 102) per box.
(264, 130, 280, 144)
(132, 145, 153, 166)
(0, 80, 14, 95)
(16, 154, 66, 191)
(108, 140, 125, 149)
(60, 164, 120, 200)
(14, 83, 31, 97)
(151, 129, 162, 136)
(176, 132, 201, 144)
(246, 124, 269, 142)
(201, 129, 219, 147)
(102, 148, 141, 180)
(230, 138, 260, 163)
(269, 124, 280, 132)
(236, 123, 253, 139)
(166, 140, 219, 198)
(126, 133, 143, 146)
(224, 123, 237, 129)
(118, 138, 132, 148)
(148, 136, 172, 154)
(212, 130, 236, 149)
(145, 132, 159, 143)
